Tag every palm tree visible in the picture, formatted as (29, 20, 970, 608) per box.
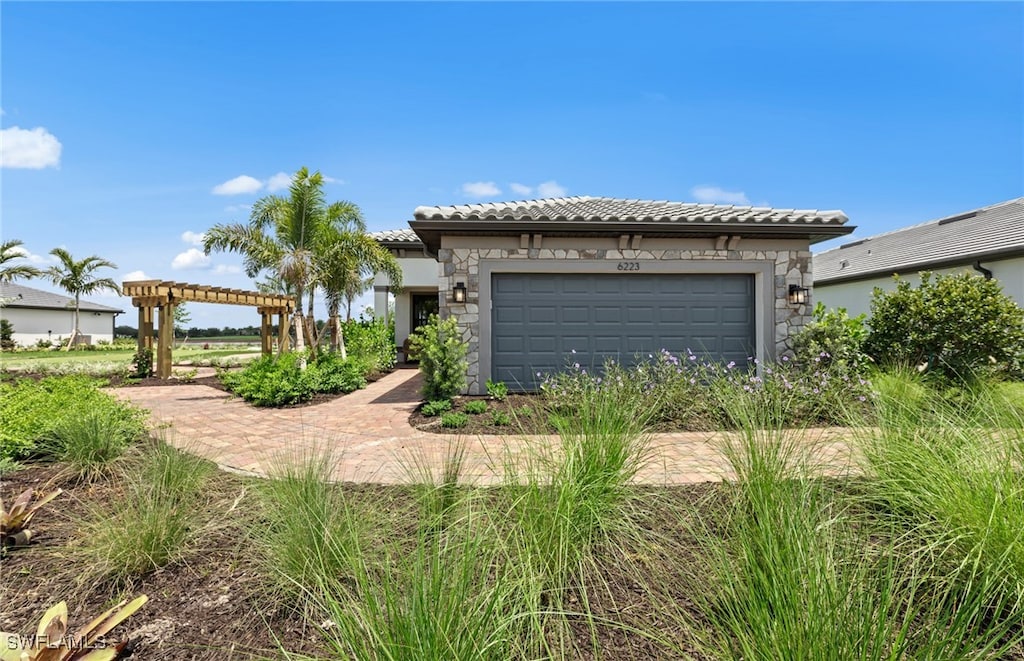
(0, 239, 43, 283)
(203, 167, 365, 359)
(315, 226, 402, 356)
(45, 248, 120, 350)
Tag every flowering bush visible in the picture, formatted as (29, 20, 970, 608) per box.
(539, 348, 871, 430)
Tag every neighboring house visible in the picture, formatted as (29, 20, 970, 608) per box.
(0, 282, 124, 346)
(814, 198, 1024, 317)
(374, 195, 852, 393)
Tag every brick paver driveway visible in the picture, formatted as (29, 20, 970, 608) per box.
(111, 368, 855, 485)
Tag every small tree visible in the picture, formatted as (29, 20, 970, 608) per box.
(44, 249, 120, 350)
(408, 314, 468, 401)
(1, 319, 15, 350)
(173, 304, 192, 348)
(865, 272, 1024, 380)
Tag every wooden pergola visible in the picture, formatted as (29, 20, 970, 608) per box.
(122, 280, 296, 378)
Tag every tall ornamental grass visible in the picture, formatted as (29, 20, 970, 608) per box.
(679, 377, 1023, 660)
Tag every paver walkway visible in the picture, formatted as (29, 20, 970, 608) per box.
(111, 368, 857, 485)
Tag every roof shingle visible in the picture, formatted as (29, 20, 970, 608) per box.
(0, 282, 124, 313)
(813, 198, 1024, 284)
(413, 195, 848, 226)
(369, 228, 422, 244)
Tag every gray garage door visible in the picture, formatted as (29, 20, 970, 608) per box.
(491, 273, 755, 390)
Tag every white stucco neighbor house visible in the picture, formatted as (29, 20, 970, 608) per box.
(814, 198, 1024, 318)
(373, 196, 853, 393)
(0, 282, 124, 347)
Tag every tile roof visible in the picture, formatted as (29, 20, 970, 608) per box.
(0, 282, 124, 313)
(369, 228, 422, 244)
(413, 195, 849, 226)
(813, 198, 1024, 284)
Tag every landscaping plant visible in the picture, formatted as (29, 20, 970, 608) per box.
(485, 378, 508, 401)
(42, 409, 141, 481)
(440, 411, 469, 429)
(865, 271, 1024, 380)
(463, 400, 488, 415)
(421, 399, 452, 417)
(409, 314, 468, 401)
(791, 302, 870, 377)
(0, 595, 148, 661)
(1, 488, 61, 552)
(76, 443, 214, 587)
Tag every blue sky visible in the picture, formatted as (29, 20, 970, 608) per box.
(2, 1, 1021, 328)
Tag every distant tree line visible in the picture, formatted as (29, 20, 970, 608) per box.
(116, 325, 262, 339)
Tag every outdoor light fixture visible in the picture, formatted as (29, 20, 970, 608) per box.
(788, 284, 810, 306)
(453, 281, 467, 303)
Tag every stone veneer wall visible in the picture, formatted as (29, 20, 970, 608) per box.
(438, 239, 812, 394)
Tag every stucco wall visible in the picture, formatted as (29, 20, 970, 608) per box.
(373, 251, 440, 350)
(437, 235, 814, 394)
(814, 255, 1024, 318)
(0, 307, 119, 346)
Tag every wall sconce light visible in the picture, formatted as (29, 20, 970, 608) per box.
(452, 281, 467, 304)
(788, 284, 810, 306)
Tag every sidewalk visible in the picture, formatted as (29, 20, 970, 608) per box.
(111, 369, 856, 485)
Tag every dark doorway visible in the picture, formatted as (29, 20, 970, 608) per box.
(411, 293, 439, 335)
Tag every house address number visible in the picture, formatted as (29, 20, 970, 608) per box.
(617, 262, 640, 271)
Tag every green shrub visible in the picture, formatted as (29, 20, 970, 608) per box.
(409, 314, 468, 401)
(0, 376, 148, 462)
(220, 353, 313, 406)
(485, 379, 508, 401)
(463, 400, 488, 415)
(421, 399, 453, 417)
(792, 302, 869, 376)
(440, 412, 469, 429)
(307, 351, 367, 394)
(491, 411, 511, 426)
(341, 318, 396, 372)
(0, 319, 14, 351)
(220, 351, 369, 406)
(866, 272, 1024, 380)
(130, 347, 153, 378)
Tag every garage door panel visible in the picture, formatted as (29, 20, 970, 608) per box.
(492, 273, 754, 390)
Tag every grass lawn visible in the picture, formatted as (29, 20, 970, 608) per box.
(0, 346, 258, 370)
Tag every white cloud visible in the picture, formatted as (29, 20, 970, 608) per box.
(536, 180, 567, 197)
(171, 248, 211, 270)
(212, 175, 263, 196)
(224, 204, 251, 214)
(122, 270, 151, 282)
(181, 230, 206, 246)
(8, 245, 56, 265)
(0, 126, 62, 169)
(509, 182, 533, 196)
(461, 181, 501, 198)
(212, 264, 241, 275)
(322, 175, 345, 184)
(265, 171, 292, 192)
(690, 185, 752, 206)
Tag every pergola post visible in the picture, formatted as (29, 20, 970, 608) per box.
(157, 303, 174, 378)
(277, 311, 290, 354)
(259, 309, 273, 357)
(137, 304, 154, 354)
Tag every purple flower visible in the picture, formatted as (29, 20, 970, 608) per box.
(689, 355, 697, 361)
(782, 355, 790, 362)
(727, 361, 736, 369)
(858, 396, 867, 402)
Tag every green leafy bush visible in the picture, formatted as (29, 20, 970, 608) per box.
(440, 412, 469, 429)
(491, 410, 511, 426)
(866, 272, 1024, 380)
(307, 351, 368, 394)
(130, 347, 154, 378)
(791, 302, 869, 377)
(1, 319, 14, 351)
(485, 379, 508, 401)
(421, 399, 453, 417)
(0, 376, 148, 462)
(341, 318, 396, 372)
(464, 400, 488, 415)
(409, 314, 468, 401)
(220, 351, 371, 406)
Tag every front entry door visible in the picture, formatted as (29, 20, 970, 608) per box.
(411, 293, 439, 335)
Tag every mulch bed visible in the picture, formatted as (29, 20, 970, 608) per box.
(409, 394, 557, 435)
(1, 462, 717, 660)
